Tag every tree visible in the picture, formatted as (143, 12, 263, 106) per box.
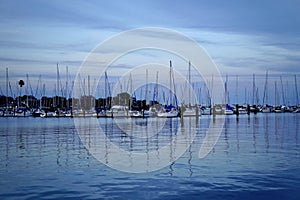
(19, 80, 25, 87)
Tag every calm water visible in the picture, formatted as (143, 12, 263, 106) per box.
(0, 114, 300, 200)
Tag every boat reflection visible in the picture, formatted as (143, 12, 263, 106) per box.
(1, 114, 300, 176)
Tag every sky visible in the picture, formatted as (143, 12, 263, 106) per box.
(0, 0, 300, 104)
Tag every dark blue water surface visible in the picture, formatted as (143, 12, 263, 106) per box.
(0, 114, 299, 200)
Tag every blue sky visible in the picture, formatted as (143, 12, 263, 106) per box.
(0, 0, 300, 104)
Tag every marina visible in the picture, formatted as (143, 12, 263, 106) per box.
(1, 66, 300, 199)
(1, 66, 300, 118)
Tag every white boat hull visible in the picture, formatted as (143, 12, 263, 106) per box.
(157, 110, 179, 118)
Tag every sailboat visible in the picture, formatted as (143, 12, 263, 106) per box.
(106, 76, 130, 118)
(293, 75, 300, 112)
(3, 68, 14, 117)
(147, 71, 161, 117)
(106, 105, 129, 117)
(157, 60, 179, 118)
(274, 80, 284, 113)
(223, 75, 234, 115)
(129, 69, 155, 118)
(14, 107, 31, 117)
(182, 61, 198, 117)
(32, 108, 45, 117)
(262, 70, 271, 113)
(224, 105, 234, 115)
(96, 71, 111, 117)
(201, 74, 214, 115)
(238, 105, 248, 114)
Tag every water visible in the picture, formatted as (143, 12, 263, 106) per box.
(0, 114, 300, 199)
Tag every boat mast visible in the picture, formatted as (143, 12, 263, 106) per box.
(26, 74, 29, 107)
(188, 61, 191, 106)
(263, 70, 269, 106)
(9, 82, 14, 101)
(252, 73, 256, 106)
(129, 73, 132, 110)
(256, 88, 259, 105)
(285, 80, 288, 106)
(244, 87, 247, 104)
(146, 69, 148, 105)
(42, 83, 45, 108)
(225, 74, 228, 105)
(88, 75, 90, 97)
(104, 71, 111, 109)
(37, 75, 42, 108)
(105, 71, 107, 108)
(56, 63, 60, 108)
(57, 63, 59, 95)
(104, 73, 107, 98)
(152, 71, 159, 104)
(83, 77, 86, 108)
(280, 76, 285, 105)
(88, 75, 92, 109)
(171, 61, 177, 107)
(169, 60, 172, 106)
(275, 81, 277, 107)
(211, 74, 214, 106)
(66, 66, 69, 110)
(295, 75, 299, 105)
(235, 75, 238, 104)
(156, 71, 159, 103)
(6, 68, 8, 110)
